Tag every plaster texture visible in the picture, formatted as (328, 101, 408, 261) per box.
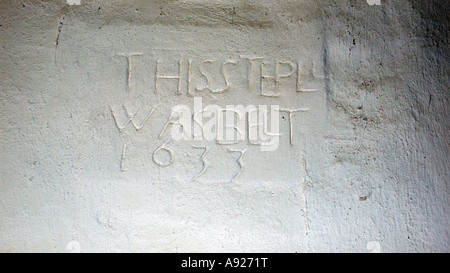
(0, 0, 448, 252)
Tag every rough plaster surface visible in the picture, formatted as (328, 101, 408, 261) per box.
(0, 0, 448, 252)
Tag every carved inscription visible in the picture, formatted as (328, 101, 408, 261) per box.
(111, 104, 158, 131)
(120, 143, 127, 172)
(110, 52, 322, 177)
(152, 138, 174, 167)
(228, 147, 247, 182)
(196, 60, 237, 93)
(191, 145, 209, 181)
(279, 108, 310, 145)
(125, 55, 321, 97)
(156, 59, 183, 94)
(117, 52, 144, 92)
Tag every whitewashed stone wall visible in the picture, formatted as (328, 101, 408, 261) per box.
(0, 0, 448, 252)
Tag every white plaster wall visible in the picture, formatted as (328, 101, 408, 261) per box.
(0, 0, 448, 252)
